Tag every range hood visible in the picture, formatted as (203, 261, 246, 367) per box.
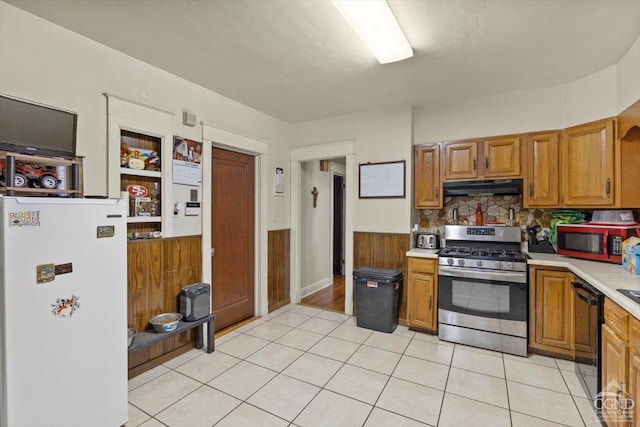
(443, 179, 523, 196)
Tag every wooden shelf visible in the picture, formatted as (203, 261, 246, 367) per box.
(1, 187, 81, 195)
(128, 314, 215, 354)
(120, 167, 161, 178)
(0, 151, 81, 166)
(0, 151, 82, 197)
(127, 216, 161, 223)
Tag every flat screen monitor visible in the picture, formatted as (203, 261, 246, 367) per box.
(0, 95, 77, 159)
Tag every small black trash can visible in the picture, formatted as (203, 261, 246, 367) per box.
(353, 267, 403, 333)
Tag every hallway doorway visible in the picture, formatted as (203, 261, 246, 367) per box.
(298, 159, 346, 313)
(290, 140, 355, 315)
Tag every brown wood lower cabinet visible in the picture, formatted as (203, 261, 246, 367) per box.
(602, 299, 634, 427)
(406, 257, 437, 333)
(528, 266, 574, 357)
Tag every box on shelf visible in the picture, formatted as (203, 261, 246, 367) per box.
(622, 236, 640, 275)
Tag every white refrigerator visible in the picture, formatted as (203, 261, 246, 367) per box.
(0, 197, 128, 427)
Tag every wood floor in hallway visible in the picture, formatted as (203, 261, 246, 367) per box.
(300, 275, 345, 312)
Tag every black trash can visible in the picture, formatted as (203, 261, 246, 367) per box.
(353, 267, 403, 333)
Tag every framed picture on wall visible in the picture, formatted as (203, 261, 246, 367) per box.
(275, 166, 285, 196)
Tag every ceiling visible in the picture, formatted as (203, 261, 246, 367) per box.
(6, 0, 640, 124)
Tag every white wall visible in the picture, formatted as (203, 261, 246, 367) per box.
(562, 65, 618, 127)
(414, 34, 640, 144)
(291, 106, 413, 234)
(0, 2, 292, 234)
(414, 86, 564, 143)
(617, 37, 640, 113)
(299, 161, 332, 296)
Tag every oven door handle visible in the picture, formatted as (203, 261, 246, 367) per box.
(438, 265, 527, 284)
(571, 281, 598, 305)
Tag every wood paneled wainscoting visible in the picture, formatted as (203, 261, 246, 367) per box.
(127, 235, 202, 378)
(268, 229, 290, 312)
(354, 232, 411, 324)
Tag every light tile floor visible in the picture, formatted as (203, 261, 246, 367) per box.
(127, 304, 602, 427)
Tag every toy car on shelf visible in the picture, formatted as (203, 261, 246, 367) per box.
(0, 162, 60, 189)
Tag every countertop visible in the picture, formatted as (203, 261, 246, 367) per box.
(406, 248, 439, 259)
(526, 252, 640, 319)
(406, 248, 640, 318)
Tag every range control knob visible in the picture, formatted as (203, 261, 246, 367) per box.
(447, 258, 454, 266)
(457, 259, 465, 266)
(507, 262, 513, 270)
(494, 261, 502, 269)
(476, 260, 483, 267)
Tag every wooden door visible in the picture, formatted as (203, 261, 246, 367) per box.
(414, 145, 441, 208)
(561, 119, 615, 206)
(407, 258, 437, 332)
(524, 132, 560, 208)
(211, 148, 255, 330)
(533, 269, 573, 354)
(443, 141, 478, 180)
(482, 136, 521, 178)
(602, 324, 629, 427)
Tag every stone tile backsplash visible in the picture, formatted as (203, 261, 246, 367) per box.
(417, 195, 551, 239)
(417, 196, 640, 242)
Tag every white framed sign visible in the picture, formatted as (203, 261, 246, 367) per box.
(359, 160, 406, 199)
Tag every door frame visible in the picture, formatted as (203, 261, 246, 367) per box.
(202, 122, 270, 317)
(331, 165, 346, 276)
(291, 140, 355, 315)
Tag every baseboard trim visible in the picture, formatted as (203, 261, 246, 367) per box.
(300, 276, 333, 299)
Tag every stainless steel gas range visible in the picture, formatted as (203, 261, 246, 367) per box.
(438, 225, 528, 356)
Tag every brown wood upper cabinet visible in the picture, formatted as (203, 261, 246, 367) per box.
(443, 141, 478, 180)
(482, 136, 521, 178)
(407, 257, 437, 333)
(524, 132, 560, 208)
(414, 145, 442, 209)
(443, 136, 521, 181)
(561, 119, 615, 207)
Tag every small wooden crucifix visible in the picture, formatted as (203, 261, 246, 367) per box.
(311, 186, 319, 208)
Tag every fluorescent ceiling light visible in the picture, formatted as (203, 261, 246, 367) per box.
(332, 0, 413, 64)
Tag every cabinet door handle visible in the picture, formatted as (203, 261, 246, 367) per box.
(529, 183, 534, 198)
(428, 295, 433, 310)
(435, 186, 439, 198)
(473, 158, 477, 172)
(485, 157, 489, 169)
(606, 178, 611, 197)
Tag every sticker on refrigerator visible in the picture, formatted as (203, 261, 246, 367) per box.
(97, 225, 115, 238)
(8, 210, 41, 227)
(54, 263, 73, 275)
(51, 295, 80, 317)
(36, 264, 56, 284)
